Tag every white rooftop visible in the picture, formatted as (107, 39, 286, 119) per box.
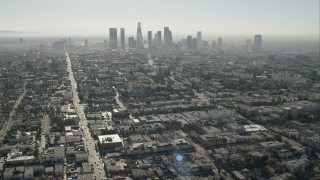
(243, 124, 267, 132)
(98, 134, 122, 144)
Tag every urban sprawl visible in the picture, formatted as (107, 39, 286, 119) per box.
(0, 23, 319, 180)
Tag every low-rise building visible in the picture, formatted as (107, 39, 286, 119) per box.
(40, 146, 65, 164)
(283, 158, 310, 173)
(98, 134, 123, 152)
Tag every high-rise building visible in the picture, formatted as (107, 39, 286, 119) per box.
(192, 38, 198, 50)
(187, 35, 192, 49)
(137, 36, 143, 49)
(157, 31, 162, 47)
(136, 22, 144, 49)
(154, 34, 158, 47)
(148, 31, 152, 48)
(137, 22, 142, 35)
(164, 27, 172, 47)
(109, 28, 117, 48)
(120, 28, 125, 48)
(128, 36, 136, 48)
(218, 37, 223, 51)
(197, 31, 202, 50)
(253, 35, 262, 52)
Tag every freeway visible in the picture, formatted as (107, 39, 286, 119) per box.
(66, 52, 106, 180)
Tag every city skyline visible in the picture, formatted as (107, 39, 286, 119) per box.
(0, 1, 319, 179)
(0, 0, 319, 37)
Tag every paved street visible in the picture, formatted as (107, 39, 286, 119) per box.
(66, 52, 106, 180)
(113, 86, 134, 120)
(38, 114, 50, 153)
(113, 86, 127, 111)
(0, 82, 27, 144)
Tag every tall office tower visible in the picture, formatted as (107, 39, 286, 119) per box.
(148, 31, 152, 48)
(192, 38, 198, 50)
(197, 31, 202, 50)
(212, 41, 218, 50)
(218, 37, 223, 51)
(253, 34, 262, 52)
(137, 22, 142, 35)
(164, 27, 172, 47)
(157, 31, 162, 47)
(136, 22, 144, 49)
(109, 28, 117, 48)
(154, 34, 158, 47)
(120, 28, 125, 48)
(128, 36, 136, 48)
(187, 35, 192, 49)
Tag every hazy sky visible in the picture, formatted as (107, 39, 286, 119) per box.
(1, 0, 319, 37)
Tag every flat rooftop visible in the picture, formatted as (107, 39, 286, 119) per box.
(243, 124, 267, 132)
(98, 134, 122, 144)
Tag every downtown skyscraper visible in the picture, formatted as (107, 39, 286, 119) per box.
(148, 31, 152, 48)
(187, 35, 192, 49)
(109, 28, 117, 48)
(164, 27, 172, 47)
(120, 28, 125, 48)
(136, 22, 144, 49)
(253, 34, 262, 52)
(197, 31, 202, 50)
(157, 31, 162, 47)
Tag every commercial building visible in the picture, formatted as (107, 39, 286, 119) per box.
(197, 31, 202, 50)
(192, 38, 197, 50)
(109, 28, 117, 48)
(136, 22, 144, 49)
(164, 27, 172, 47)
(98, 134, 123, 152)
(128, 36, 136, 48)
(120, 28, 125, 48)
(148, 31, 152, 48)
(187, 35, 192, 49)
(157, 31, 162, 47)
(253, 34, 262, 52)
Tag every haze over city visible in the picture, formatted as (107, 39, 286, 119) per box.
(0, 1, 319, 180)
(0, 0, 319, 37)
